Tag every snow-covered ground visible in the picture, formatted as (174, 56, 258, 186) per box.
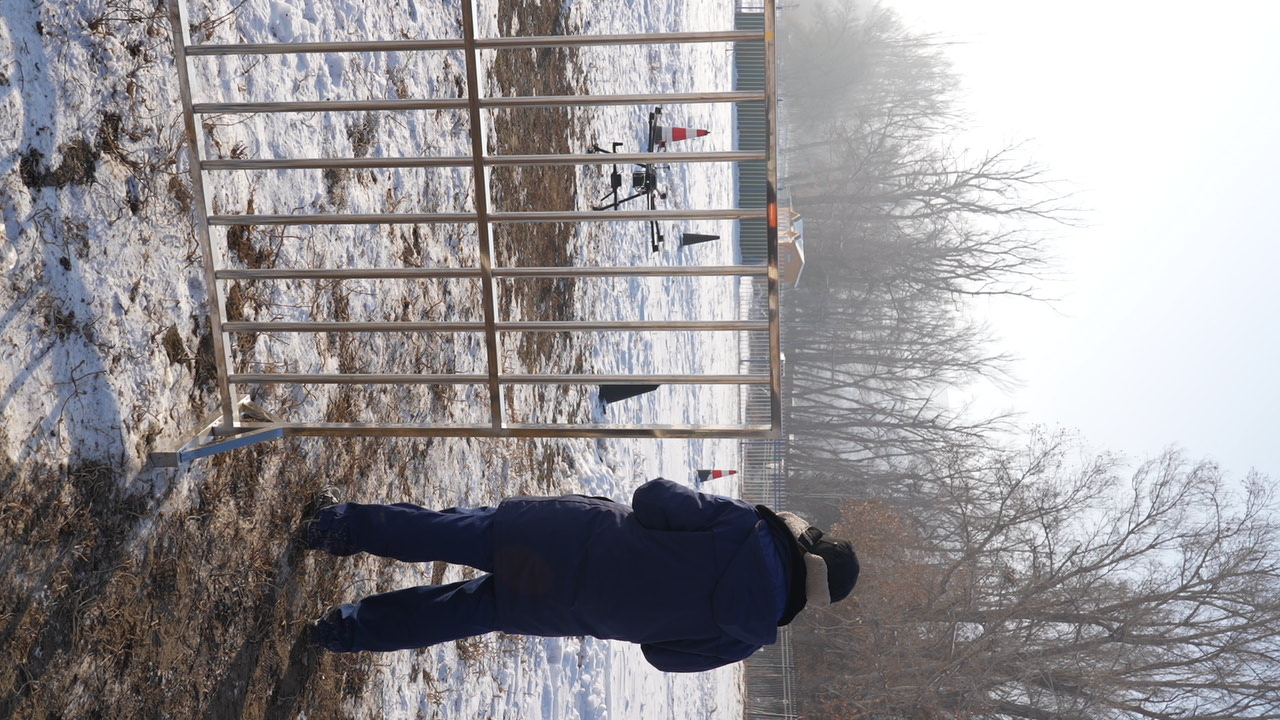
(2, 0, 747, 717)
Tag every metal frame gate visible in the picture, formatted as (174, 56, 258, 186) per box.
(155, 0, 783, 466)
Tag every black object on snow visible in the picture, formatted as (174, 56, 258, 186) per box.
(679, 233, 720, 247)
(598, 384, 661, 405)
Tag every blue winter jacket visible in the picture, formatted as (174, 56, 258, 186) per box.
(491, 478, 796, 672)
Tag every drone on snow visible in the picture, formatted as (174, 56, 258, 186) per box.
(588, 107, 710, 253)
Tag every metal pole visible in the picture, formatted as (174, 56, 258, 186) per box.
(184, 30, 765, 56)
(222, 319, 769, 333)
(228, 373, 771, 385)
(206, 208, 768, 225)
(166, 0, 237, 426)
(191, 91, 766, 115)
(764, 0, 783, 438)
(234, 421, 777, 440)
(214, 265, 769, 280)
(458, 0, 504, 430)
(200, 150, 767, 171)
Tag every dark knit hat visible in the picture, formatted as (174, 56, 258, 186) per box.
(808, 536, 859, 603)
(752, 504, 865, 609)
(758, 507, 861, 610)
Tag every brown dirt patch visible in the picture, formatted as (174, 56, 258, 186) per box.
(0, 455, 371, 720)
(489, 0, 587, 376)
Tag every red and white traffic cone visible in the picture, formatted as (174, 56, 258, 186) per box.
(695, 469, 737, 483)
(654, 126, 710, 147)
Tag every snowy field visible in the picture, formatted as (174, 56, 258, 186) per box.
(1, 0, 748, 717)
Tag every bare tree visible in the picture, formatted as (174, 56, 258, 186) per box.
(796, 434, 1280, 720)
(778, 2, 1071, 516)
(783, 244, 1017, 505)
(781, 4, 959, 145)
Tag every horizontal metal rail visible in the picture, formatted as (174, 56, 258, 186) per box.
(185, 30, 765, 56)
(207, 209, 768, 225)
(229, 373, 771, 385)
(215, 265, 768, 280)
(191, 91, 766, 115)
(200, 150, 767, 171)
(223, 320, 769, 332)
(228, 421, 776, 439)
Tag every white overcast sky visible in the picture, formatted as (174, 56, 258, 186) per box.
(872, 0, 1280, 479)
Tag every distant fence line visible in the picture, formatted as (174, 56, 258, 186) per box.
(735, 4, 796, 708)
(743, 625, 798, 720)
(739, 433, 797, 720)
(738, 264, 796, 720)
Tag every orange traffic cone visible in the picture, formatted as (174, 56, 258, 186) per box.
(695, 469, 737, 483)
(654, 126, 710, 148)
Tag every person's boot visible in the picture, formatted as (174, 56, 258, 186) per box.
(310, 605, 354, 651)
(300, 489, 357, 556)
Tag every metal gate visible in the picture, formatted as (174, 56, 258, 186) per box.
(155, 0, 782, 466)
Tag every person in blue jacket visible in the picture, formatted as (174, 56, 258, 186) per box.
(305, 478, 860, 672)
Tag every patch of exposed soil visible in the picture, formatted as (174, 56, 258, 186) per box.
(489, 0, 587, 374)
(0, 454, 370, 720)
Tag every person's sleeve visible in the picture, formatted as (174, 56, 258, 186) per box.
(630, 478, 752, 531)
(640, 637, 760, 673)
